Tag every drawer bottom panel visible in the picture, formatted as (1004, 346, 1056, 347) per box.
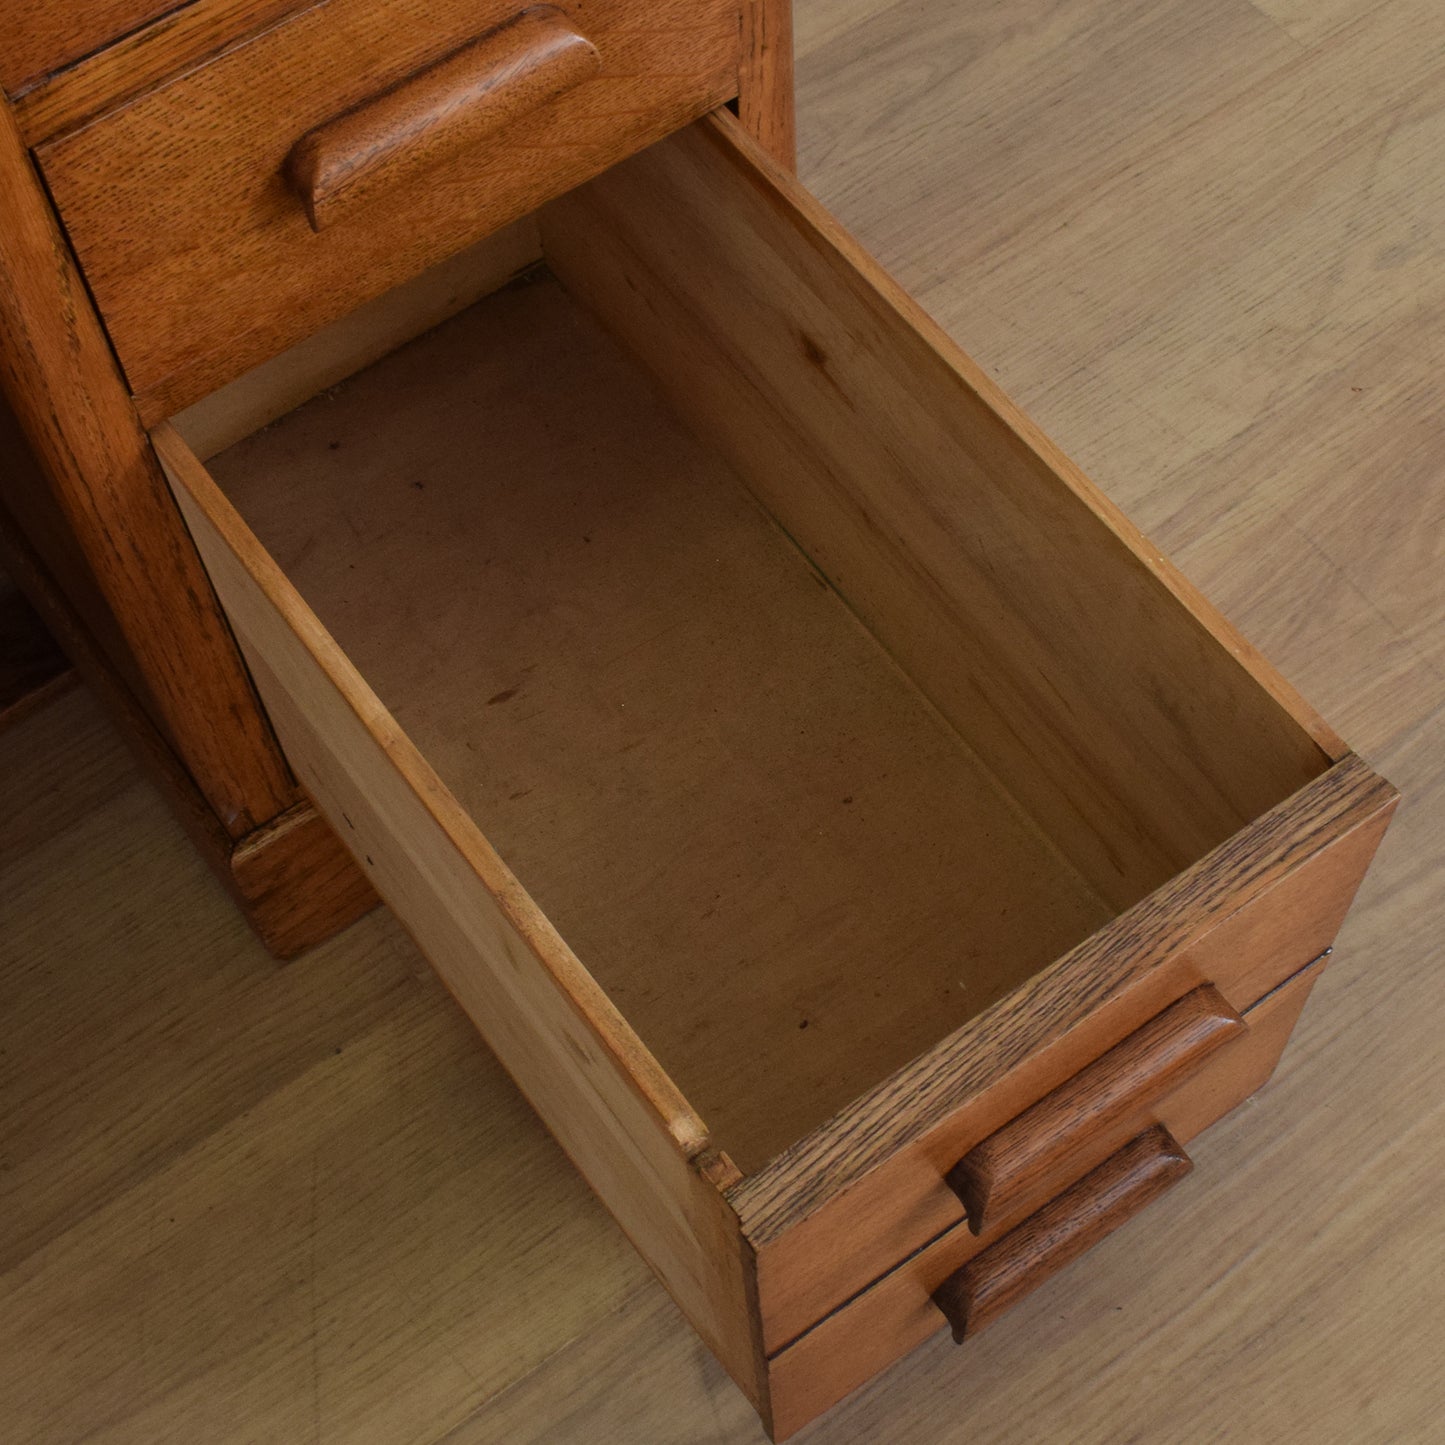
(766, 954, 1326, 1439)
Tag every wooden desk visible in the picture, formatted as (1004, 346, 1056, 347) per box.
(1, 1, 1433, 1439)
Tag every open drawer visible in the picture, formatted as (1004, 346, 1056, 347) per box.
(154, 111, 1396, 1439)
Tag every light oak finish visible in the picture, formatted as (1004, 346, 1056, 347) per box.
(2, 0, 789, 967)
(945, 985, 1242, 1236)
(154, 422, 770, 1415)
(229, 801, 381, 960)
(0, 100, 296, 839)
(155, 110, 1390, 1435)
(541, 117, 1341, 916)
(740, 0, 796, 168)
(35, 0, 741, 420)
(5, 0, 786, 971)
(0, 0, 181, 93)
(172, 221, 542, 460)
(0, 96, 372, 950)
(2, 0, 1439, 1439)
(11, 0, 791, 152)
(934, 1125, 1194, 1344)
(285, 7, 602, 233)
(9, 0, 334, 140)
(766, 954, 1329, 1437)
(743, 756, 1393, 1353)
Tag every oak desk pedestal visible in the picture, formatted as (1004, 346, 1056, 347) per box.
(0, 3, 1393, 1437)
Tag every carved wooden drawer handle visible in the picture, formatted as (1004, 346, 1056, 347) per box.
(947, 985, 1242, 1235)
(285, 6, 601, 232)
(933, 1125, 1192, 1343)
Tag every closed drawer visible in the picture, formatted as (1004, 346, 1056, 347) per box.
(35, 0, 741, 422)
(153, 112, 1395, 1440)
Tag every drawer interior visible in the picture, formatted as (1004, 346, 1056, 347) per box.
(207, 266, 1111, 1168)
(182, 115, 1334, 1176)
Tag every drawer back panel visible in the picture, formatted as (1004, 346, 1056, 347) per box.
(35, 0, 740, 422)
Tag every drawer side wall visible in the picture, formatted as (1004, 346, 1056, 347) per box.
(153, 423, 768, 1416)
(540, 112, 1336, 915)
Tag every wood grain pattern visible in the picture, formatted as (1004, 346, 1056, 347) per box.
(11, 0, 314, 141)
(154, 422, 770, 1416)
(0, 687, 421, 1276)
(737, 764, 1390, 1235)
(765, 954, 1327, 1438)
(0, 101, 296, 839)
(739, 0, 796, 167)
(541, 111, 1340, 916)
(229, 800, 380, 959)
(36, 0, 741, 420)
(741, 755, 1393, 1350)
(946, 985, 1242, 1236)
(199, 266, 1112, 1174)
(0, 691, 664, 1444)
(286, 7, 601, 232)
(0, 0, 183, 93)
(0, 3, 1436, 1440)
(172, 219, 541, 459)
(933, 1126, 1193, 1344)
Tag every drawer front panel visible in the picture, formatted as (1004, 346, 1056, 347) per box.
(747, 785, 1396, 1353)
(36, 0, 740, 421)
(765, 956, 1327, 1440)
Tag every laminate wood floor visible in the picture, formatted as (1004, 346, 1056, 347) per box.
(3, 2, 1441, 1440)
